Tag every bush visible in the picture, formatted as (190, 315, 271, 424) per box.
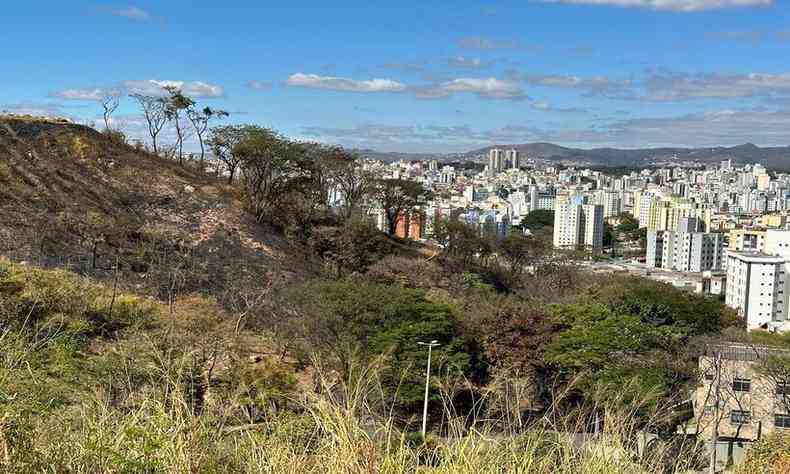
(736, 432, 790, 474)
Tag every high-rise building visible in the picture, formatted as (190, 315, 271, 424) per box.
(487, 148, 503, 177)
(645, 217, 723, 272)
(725, 230, 790, 332)
(594, 190, 622, 218)
(506, 148, 520, 170)
(553, 196, 604, 250)
(726, 252, 786, 331)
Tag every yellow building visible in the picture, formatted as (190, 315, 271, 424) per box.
(756, 214, 787, 229)
(756, 174, 771, 191)
(646, 197, 712, 232)
(728, 228, 767, 252)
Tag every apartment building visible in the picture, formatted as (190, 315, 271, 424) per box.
(553, 195, 604, 250)
(645, 217, 723, 272)
(696, 343, 790, 442)
(725, 251, 787, 331)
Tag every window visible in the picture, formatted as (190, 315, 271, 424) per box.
(775, 414, 790, 429)
(733, 378, 752, 392)
(731, 410, 751, 425)
(777, 382, 790, 396)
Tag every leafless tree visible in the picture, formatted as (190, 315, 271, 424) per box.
(100, 94, 120, 131)
(130, 93, 167, 155)
(187, 106, 229, 166)
(163, 86, 195, 165)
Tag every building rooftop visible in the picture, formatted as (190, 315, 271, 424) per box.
(726, 251, 786, 263)
(704, 343, 790, 362)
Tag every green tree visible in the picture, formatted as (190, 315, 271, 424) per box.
(274, 280, 483, 413)
(375, 179, 428, 236)
(498, 231, 546, 276)
(208, 125, 247, 183)
(522, 210, 555, 231)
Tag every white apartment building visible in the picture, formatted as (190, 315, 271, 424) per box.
(594, 190, 623, 218)
(725, 230, 790, 332)
(646, 230, 724, 272)
(553, 196, 604, 250)
(726, 252, 787, 331)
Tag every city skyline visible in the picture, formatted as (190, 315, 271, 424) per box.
(5, 1, 790, 152)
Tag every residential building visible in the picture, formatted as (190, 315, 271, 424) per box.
(696, 343, 790, 447)
(553, 195, 604, 250)
(725, 251, 787, 331)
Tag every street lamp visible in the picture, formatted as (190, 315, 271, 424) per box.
(417, 340, 440, 437)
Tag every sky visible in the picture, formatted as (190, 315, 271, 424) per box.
(3, 1, 790, 153)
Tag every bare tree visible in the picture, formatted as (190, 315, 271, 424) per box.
(187, 106, 228, 166)
(130, 94, 167, 155)
(100, 94, 120, 131)
(163, 86, 195, 165)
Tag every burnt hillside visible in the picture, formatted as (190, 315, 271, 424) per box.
(0, 115, 313, 302)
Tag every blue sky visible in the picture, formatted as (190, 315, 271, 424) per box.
(3, 1, 790, 152)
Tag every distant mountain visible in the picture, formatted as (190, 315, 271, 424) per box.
(461, 143, 790, 169)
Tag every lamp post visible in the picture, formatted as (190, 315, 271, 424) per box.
(418, 340, 440, 437)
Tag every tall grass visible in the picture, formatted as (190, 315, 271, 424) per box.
(0, 260, 722, 472)
(2, 350, 707, 473)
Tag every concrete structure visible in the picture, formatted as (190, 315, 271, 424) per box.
(594, 190, 623, 218)
(487, 148, 503, 177)
(553, 196, 604, 250)
(725, 251, 786, 331)
(728, 229, 767, 253)
(506, 148, 520, 170)
(646, 218, 723, 273)
(696, 343, 790, 441)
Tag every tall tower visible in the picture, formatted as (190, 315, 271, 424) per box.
(488, 148, 503, 176)
(507, 149, 520, 169)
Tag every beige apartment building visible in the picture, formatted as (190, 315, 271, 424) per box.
(695, 343, 790, 442)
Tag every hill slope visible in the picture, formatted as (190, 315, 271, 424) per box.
(0, 115, 312, 301)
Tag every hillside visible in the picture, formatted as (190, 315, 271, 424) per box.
(461, 142, 790, 169)
(0, 115, 313, 301)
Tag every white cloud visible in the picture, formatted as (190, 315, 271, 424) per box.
(447, 56, 486, 68)
(458, 36, 518, 50)
(52, 80, 224, 100)
(52, 88, 110, 101)
(123, 80, 224, 98)
(114, 6, 151, 20)
(439, 78, 526, 99)
(540, 0, 771, 12)
(286, 73, 407, 93)
(247, 80, 273, 90)
(642, 72, 790, 101)
(1, 102, 73, 119)
(299, 105, 790, 152)
(516, 73, 632, 98)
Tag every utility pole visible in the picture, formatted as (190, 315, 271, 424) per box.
(418, 340, 440, 437)
(710, 351, 722, 474)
